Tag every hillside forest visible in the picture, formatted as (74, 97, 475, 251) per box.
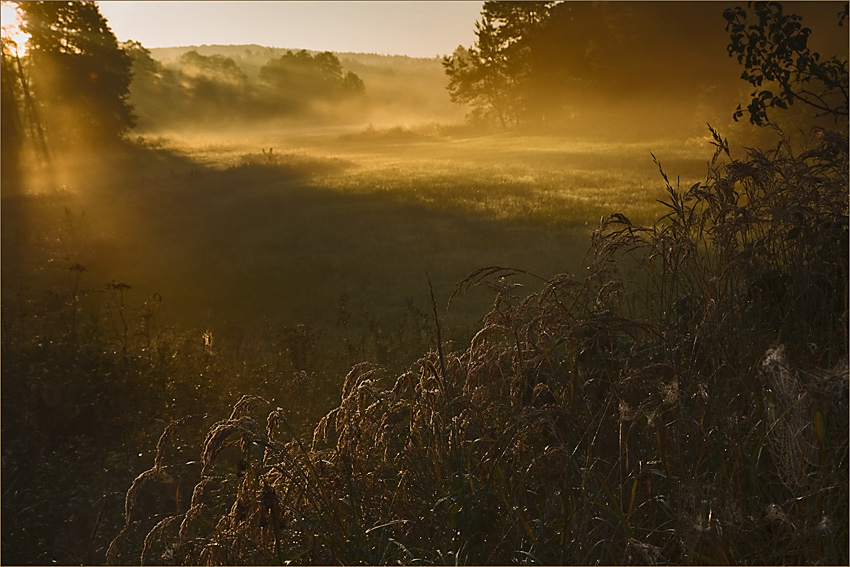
(1, 1, 848, 565)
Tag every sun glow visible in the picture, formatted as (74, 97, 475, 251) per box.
(1, 1, 29, 56)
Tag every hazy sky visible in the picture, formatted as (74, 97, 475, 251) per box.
(97, 1, 485, 57)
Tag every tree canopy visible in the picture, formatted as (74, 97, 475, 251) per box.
(443, 1, 554, 127)
(1, 30, 27, 187)
(724, 1, 849, 126)
(117, 46, 367, 129)
(443, 1, 729, 129)
(443, 1, 849, 131)
(259, 49, 365, 101)
(19, 1, 134, 145)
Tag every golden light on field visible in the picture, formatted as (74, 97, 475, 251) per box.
(1, 0, 28, 56)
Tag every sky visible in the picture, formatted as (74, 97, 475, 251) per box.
(97, 1, 485, 58)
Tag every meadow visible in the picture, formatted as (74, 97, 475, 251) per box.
(4, 116, 847, 564)
(3, 124, 711, 363)
(1, 121, 719, 562)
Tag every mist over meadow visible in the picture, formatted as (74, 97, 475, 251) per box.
(2, 2, 847, 564)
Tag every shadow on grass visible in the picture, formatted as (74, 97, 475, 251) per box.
(1, 137, 593, 564)
(4, 137, 591, 336)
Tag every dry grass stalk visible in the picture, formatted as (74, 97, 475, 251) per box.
(140, 514, 182, 565)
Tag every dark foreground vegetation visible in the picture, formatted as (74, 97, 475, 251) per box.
(3, 123, 846, 565)
(2, 1, 848, 565)
(99, 126, 848, 565)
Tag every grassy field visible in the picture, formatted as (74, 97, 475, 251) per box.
(3, 125, 704, 564)
(4, 121, 846, 565)
(3, 125, 709, 365)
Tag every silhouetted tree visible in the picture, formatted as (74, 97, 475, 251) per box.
(121, 40, 178, 130)
(444, 1, 746, 130)
(176, 50, 250, 123)
(532, 2, 628, 89)
(124, 41, 240, 130)
(443, 1, 554, 127)
(478, 0, 553, 125)
(342, 69, 365, 94)
(443, 44, 498, 126)
(519, 1, 620, 124)
(19, 1, 134, 145)
(443, 25, 512, 127)
(724, 1, 849, 126)
(259, 50, 364, 104)
(180, 50, 247, 85)
(1, 35, 25, 187)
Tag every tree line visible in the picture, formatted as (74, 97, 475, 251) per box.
(443, 1, 848, 129)
(2, 0, 846, 181)
(1, 0, 366, 185)
(124, 43, 365, 130)
(1, 1, 134, 184)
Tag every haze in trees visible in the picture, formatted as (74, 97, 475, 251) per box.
(0, 0, 134, 194)
(20, 1, 134, 146)
(443, 1, 848, 133)
(260, 50, 365, 100)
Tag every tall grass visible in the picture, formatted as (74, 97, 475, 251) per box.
(108, 125, 848, 565)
